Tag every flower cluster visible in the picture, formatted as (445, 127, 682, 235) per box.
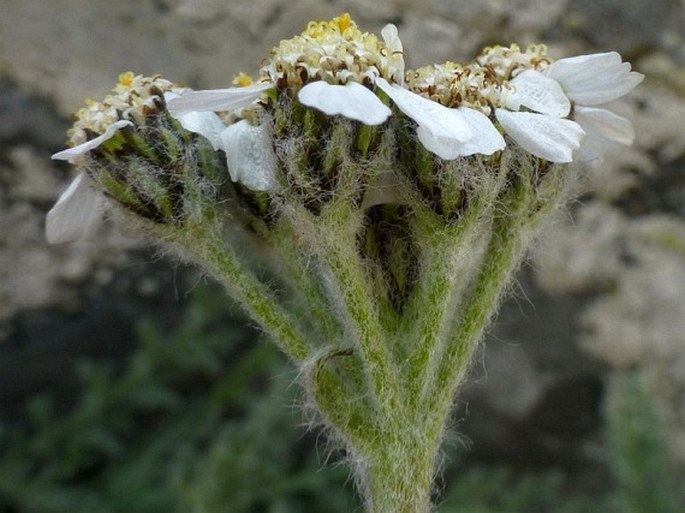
(44, 17, 647, 512)
(63, 72, 183, 149)
(48, 13, 643, 243)
(164, 14, 642, 179)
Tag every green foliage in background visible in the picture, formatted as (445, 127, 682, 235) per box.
(0, 283, 680, 513)
(0, 284, 355, 513)
(605, 375, 681, 513)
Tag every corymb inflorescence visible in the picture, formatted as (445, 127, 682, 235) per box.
(47, 13, 643, 513)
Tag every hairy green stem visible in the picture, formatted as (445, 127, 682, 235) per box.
(163, 221, 310, 364)
(427, 167, 569, 431)
(268, 221, 344, 345)
(362, 427, 439, 513)
(287, 199, 402, 413)
(402, 163, 509, 408)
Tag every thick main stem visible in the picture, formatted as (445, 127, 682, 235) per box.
(357, 167, 570, 513)
(358, 413, 442, 513)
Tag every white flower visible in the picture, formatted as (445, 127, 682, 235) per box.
(167, 86, 279, 192)
(166, 83, 273, 118)
(547, 52, 644, 161)
(376, 77, 505, 159)
(494, 52, 642, 163)
(296, 23, 504, 159)
(168, 24, 505, 163)
(47, 119, 133, 243)
(547, 52, 644, 106)
(503, 70, 570, 117)
(495, 70, 584, 162)
(46, 173, 105, 244)
(52, 119, 133, 161)
(220, 120, 279, 192)
(164, 91, 228, 151)
(496, 110, 585, 163)
(170, 93, 280, 192)
(297, 81, 391, 125)
(166, 23, 404, 129)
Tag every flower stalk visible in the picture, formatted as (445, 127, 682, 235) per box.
(46, 13, 642, 512)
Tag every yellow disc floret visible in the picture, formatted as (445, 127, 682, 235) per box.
(68, 73, 186, 147)
(303, 12, 357, 39)
(232, 72, 254, 87)
(118, 71, 135, 88)
(260, 13, 402, 89)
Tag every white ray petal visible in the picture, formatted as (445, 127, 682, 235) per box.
(381, 23, 405, 83)
(416, 108, 505, 159)
(163, 92, 225, 149)
(174, 110, 227, 149)
(167, 82, 273, 115)
(496, 109, 585, 163)
(375, 77, 472, 143)
(219, 120, 278, 192)
(575, 106, 634, 145)
(574, 106, 635, 161)
(415, 126, 458, 160)
(46, 173, 104, 243)
(457, 107, 506, 155)
(52, 120, 133, 161)
(506, 70, 570, 117)
(547, 52, 644, 105)
(298, 81, 392, 125)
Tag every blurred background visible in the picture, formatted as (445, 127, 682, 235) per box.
(1, 0, 684, 511)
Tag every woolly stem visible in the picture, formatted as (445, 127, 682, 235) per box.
(426, 166, 569, 434)
(402, 163, 509, 408)
(162, 221, 310, 364)
(286, 198, 401, 413)
(361, 425, 439, 513)
(268, 221, 343, 345)
(318, 206, 401, 412)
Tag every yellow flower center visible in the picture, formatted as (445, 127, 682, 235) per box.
(406, 44, 553, 113)
(303, 12, 359, 41)
(68, 74, 184, 147)
(260, 13, 401, 89)
(118, 71, 135, 88)
(232, 72, 254, 87)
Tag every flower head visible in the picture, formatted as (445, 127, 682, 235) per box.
(165, 13, 410, 191)
(65, 72, 184, 150)
(168, 14, 508, 166)
(400, 45, 642, 163)
(47, 73, 231, 243)
(48, 73, 186, 243)
(402, 44, 577, 161)
(167, 13, 401, 127)
(262, 12, 404, 88)
(406, 44, 551, 114)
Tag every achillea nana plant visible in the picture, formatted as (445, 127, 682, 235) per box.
(47, 13, 642, 513)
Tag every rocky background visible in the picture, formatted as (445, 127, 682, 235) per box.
(1, 0, 684, 508)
